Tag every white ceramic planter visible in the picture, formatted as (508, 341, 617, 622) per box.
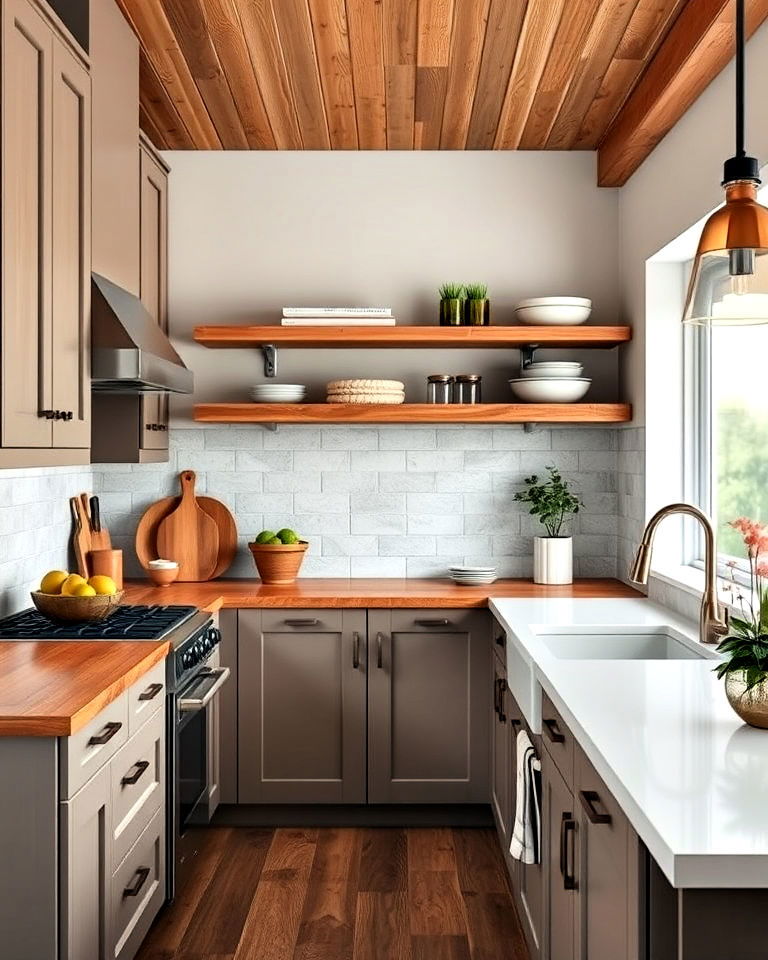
(533, 536, 573, 585)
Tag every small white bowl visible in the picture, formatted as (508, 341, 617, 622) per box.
(520, 362, 584, 379)
(515, 297, 592, 326)
(509, 378, 592, 403)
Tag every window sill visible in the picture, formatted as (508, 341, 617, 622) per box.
(650, 562, 747, 617)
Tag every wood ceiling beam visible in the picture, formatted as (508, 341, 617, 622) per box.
(346, 0, 387, 149)
(308, 0, 358, 148)
(383, 0, 418, 149)
(598, 0, 768, 187)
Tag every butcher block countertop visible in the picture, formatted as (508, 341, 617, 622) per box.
(0, 640, 169, 737)
(0, 579, 637, 738)
(122, 577, 639, 611)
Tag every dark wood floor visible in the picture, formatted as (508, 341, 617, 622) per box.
(137, 827, 529, 960)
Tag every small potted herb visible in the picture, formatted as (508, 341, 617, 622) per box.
(464, 283, 490, 326)
(716, 517, 768, 728)
(439, 283, 465, 326)
(514, 467, 582, 584)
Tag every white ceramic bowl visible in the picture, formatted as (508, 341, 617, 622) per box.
(520, 362, 584, 379)
(250, 384, 306, 403)
(508, 377, 592, 403)
(514, 297, 592, 326)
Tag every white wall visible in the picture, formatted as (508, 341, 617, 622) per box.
(165, 151, 621, 416)
(617, 21, 768, 607)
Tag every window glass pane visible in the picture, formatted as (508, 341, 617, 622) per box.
(712, 325, 768, 558)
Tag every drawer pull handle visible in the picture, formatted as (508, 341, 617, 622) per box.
(123, 866, 151, 898)
(376, 632, 384, 669)
(579, 789, 612, 825)
(138, 682, 163, 702)
(88, 721, 122, 747)
(559, 814, 577, 890)
(284, 618, 319, 627)
(121, 760, 150, 786)
(352, 631, 360, 669)
(496, 677, 507, 723)
(543, 717, 565, 744)
(415, 618, 450, 627)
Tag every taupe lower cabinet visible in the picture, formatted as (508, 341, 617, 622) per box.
(238, 609, 367, 803)
(237, 608, 488, 804)
(1, 0, 91, 463)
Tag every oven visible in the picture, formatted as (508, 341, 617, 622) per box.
(166, 618, 230, 900)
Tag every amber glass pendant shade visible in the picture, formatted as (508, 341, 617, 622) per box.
(683, 182, 768, 326)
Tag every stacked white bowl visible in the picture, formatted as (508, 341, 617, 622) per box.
(509, 359, 591, 403)
(514, 296, 592, 326)
(249, 383, 306, 403)
(449, 565, 498, 585)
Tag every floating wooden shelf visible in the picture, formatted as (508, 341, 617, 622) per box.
(194, 403, 632, 425)
(193, 324, 631, 350)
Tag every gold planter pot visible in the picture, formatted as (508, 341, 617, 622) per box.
(725, 670, 768, 728)
(465, 298, 490, 326)
(440, 298, 464, 326)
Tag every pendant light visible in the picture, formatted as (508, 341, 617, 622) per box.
(683, 0, 768, 325)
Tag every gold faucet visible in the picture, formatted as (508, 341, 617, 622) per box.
(630, 502, 730, 645)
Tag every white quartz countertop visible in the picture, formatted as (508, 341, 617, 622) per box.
(489, 596, 768, 889)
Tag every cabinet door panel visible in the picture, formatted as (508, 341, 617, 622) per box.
(1, 0, 53, 448)
(139, 147, 168, 451)
(543, 746, 576, 960)
(238, 609, 366, 803)
(51, 39, 91, 447)
(368, 609, 489, 803)
(60, 764, 111, 960)
(575, 745, 638, 960)
(491, 659, 511, 840)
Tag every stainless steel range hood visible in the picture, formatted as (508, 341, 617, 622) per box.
(91, 273, 193, 393)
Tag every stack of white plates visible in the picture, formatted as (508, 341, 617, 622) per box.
(520, 361, 583, 379)
(449, 565, 498, 585)
(249, 383, 306, 403)
(514, 296, 592, 326)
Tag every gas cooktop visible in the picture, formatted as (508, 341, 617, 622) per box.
(0, 604, 199, 641)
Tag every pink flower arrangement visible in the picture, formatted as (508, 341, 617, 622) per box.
(729, 517, 768, 558)
(721, 516, 768, 640)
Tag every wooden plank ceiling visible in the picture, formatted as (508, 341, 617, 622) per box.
(118, 0, 768, 186)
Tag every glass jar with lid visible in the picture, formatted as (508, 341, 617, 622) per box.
(427, 375, 454, 404)
(453, 374, 482, 404)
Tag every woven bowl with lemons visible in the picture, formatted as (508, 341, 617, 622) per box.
(31, 570, 123, 622)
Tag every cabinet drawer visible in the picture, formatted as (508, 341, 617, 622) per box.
(541, 691, 574, 786)
(110, 706, 164, 867)
(61, 692, 129, 799)
(260, 609, 343, 633)
(128, 660, 166, 736)
(389, 608, 475, 632)
(111, 806, 165, 960)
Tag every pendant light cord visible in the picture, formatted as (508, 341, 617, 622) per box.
(736, 0, 746, 158)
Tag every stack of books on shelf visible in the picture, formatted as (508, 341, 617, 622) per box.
(280, 307, 396, 326)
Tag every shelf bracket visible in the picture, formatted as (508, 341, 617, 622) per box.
(520, 344, 539, 371)
(523, 422, 538, 433)
(262, 344, 277, 378)
(262, 423, 278, 432)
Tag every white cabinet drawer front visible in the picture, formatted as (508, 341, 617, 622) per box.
(111, 706, 164, 867)
(111, 806, 165, 960)
(128, 660, 166, 736)
(61, 693, 129, 799)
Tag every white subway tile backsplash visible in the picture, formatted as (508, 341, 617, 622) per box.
(0, 424, 623, 615)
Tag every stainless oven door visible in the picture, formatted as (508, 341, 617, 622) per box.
(176, 667, 230, 831)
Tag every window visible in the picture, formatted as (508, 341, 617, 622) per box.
(687, 319, 768, 575)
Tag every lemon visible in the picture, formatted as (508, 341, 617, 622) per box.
(60, 574, 87, 596)
(72, 583, 96, 597)
(276, 528, 300, 545)
(40, 570, 69, 595)
(256, 530, 276, 544)
(88, 575, 117, 596)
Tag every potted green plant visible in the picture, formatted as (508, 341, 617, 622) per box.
(439, 283, 465, 326)
(464, 283, 490, 326)
(514, 466, 582, 584)
(715, 517, 768, 728)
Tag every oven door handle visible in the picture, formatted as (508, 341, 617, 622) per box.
(178, 667, 230, 713)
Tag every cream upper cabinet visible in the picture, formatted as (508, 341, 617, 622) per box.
(1, 0, 91, 462)
(91, 0, 140, 295)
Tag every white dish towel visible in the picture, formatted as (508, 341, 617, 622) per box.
(509, 728, 542, 865)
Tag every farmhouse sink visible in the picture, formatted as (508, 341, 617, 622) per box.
(538, 627, 720, 661)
